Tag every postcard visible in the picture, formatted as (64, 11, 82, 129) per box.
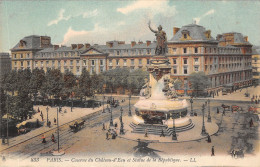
(0, 0, 259, 167)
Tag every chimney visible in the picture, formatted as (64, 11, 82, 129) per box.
(106, 41, 113, 48)
(118, 41, 125, 45)
(216, 34, 223, 41)
(244, 36, 248, 42)
(77, 44, 84, 49)
(146, 40, 151, 46)
(53, 45, 59, 50)
(85, 43, 91, 49)
(204, 30, 211, 38)
(131, 41, 136, 47)
(71, 44, 77, 50)
(138, 41, 143, 44)
(173, 27, 180, 36)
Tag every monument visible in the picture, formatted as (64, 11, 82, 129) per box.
(129, 22, 194, 137)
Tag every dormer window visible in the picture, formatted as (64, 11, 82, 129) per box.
(181, 30, 190, 40)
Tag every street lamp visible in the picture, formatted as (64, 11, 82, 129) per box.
(189, 98, 194, 116)
(120, 107, 124, 135)
(128, 94, 132, 116)
(201, 104, 207, 136)
(46, 106, 49, 127)
(110, 105, 113, 127)
(71, 100, 73, 112)
(207, 99, 211, 122)
(172, 113, 177, 140)
(102, 93, 105, 113)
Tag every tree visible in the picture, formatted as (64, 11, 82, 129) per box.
(172, 79, 182, 90)
(30, 68, 45, 103)
(41, 69, 63, 100)
(2, 70, 18, 96)
(128, 69, 149, 94)
(76, 68, 92, 100)
(62, 70, 76, 99)
(188, 72, 210, 97)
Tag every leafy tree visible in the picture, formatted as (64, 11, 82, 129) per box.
(2, 70, 18, 96)
(91, 72, 104, 94)
(76, 68, 92, 100)
(188, 72, 210, 96)
(128, 69, 149, 94)
(62, 70, 76, 99)
(30, 68, 45, 103)
(41, 69, 63, 100)
(172, 79, 182, 90)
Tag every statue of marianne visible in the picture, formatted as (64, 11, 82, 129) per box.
(148, 21, 167, 55)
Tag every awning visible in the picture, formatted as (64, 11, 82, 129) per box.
(2, 114, 15, 119)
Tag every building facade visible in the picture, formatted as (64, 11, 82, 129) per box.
(0, 52, 11, 78)
(167, 24, 252, 91)
(10, 24, 253, 91)
(252, 47, 260, 84)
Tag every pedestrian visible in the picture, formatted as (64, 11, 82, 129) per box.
(211, 146, 215, 156)
(51, 134, 55, 142)
(255, 99, 258, 104)
(217, 107, 219, 114)
(102, 123, 106, 130)
(160, 129, 165, 137)
(250, 118, 253, 127)
(144, 129, 148, 137)
(115, 122, 118, 129)
(2, 156, 6, 162)
(38, 107, 40, 113)
(48, 121, 51, 127)
(40, 114, 44, 121)
(42, 134, 46, 143)
(106, 132, 109, 140)
(54, 118, 56, 124)
(207, 135, 211, 143)
(36, 119, 39, 127)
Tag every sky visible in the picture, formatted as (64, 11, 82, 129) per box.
(1, 0, 260, 52)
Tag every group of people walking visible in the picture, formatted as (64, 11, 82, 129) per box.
(251, 95, 260, 104)
(41, 134, 56, 144)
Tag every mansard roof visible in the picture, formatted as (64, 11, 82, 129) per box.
(169, 24, 217, 43)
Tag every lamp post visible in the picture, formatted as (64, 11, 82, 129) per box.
(190, 98, 194, 116)
(172, 113, 177, 140)
(57, 107, 60, 152)
(201, 104, 207, 136)
(102, 93, 105, 113)
(128, 94, 132, 116)
(120, 107, 124, 135)
(46, 106, 49, 127)
(109, 106, 113, 126)
(207, 99, 211, 122)
(71, 100, 73, 112)
(6, 96, 9, 145)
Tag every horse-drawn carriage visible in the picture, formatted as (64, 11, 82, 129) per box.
(221, 104, 231, 111)
(69, 119, 85, 132)
(231, 105, 243, 112)
(230, 149, 244, 158)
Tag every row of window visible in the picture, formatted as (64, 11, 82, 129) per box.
(13, 53, 30, 59)
(35, 52, 79, 58)
(171, 47, 242, 54)
(108, 59, 150, 66)
(115, 49, 152, 56)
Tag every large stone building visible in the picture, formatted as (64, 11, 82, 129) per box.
(10, 23, 253, 91)
(167, 24, 253, 91)
(252, 47, 260, 84)
(0, 52, 11, 78)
